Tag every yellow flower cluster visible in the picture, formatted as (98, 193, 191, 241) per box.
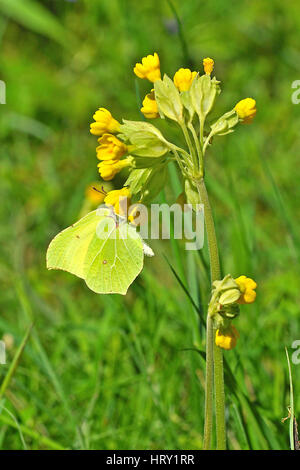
(235, 98, 257, 124)
(133, 54, 160, 119)
(134, 54, 218, 120)
(90, 109, 131, 181)
(216, 275, 257, 350)
(89, 110, 132, 211)
(96, 133, 131, 181)
(89, 54, 257, 223)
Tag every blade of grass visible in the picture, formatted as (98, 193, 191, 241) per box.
(15, 279, 84, 448)
(285, 347, 295, 450)
(0, 411, 65, 450)
(0, 323, 33, 401)
(229, 400, 251, 450)
(166, 0, 192, 66)
(0, 0, 72, 47)
(164, 255, 205, 327)
(259, 154, 300, 261)
(0, 403, 27, 449)
(160, 183, 186, 280)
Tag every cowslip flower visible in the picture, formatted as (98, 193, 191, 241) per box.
(203, 57, 214, 75)
(96, 134, 127, 161)
(234, 98, 257, 124)
(104, 187, 131, 216)
(173, 68, 197, 92)
(90, 108, 120, 136)
(215, 325, 239, 350)
(98, 158, 132, 181)
(235, 275, 257, 304)
(141, 89, 159, 119)
(134, 53, 161, 83)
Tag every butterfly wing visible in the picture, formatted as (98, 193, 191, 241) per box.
(47, 211, 144, 295)
(46, 210, 100, 279)
(84, 218, 143, 294)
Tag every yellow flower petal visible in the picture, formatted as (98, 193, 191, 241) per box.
(215, 325, 239, 350)
(104, 187, 131, 216)
(98, 158, 131, 181)
(134, 53, 161, 83)
(173, 68, 197, 91)
(234, 98, 257, 124)
(141, 89, 159, 119)
(96, 134, 127, 161)
(90, 108, 120, 136)
(235, 275, 257, 304)
(203, 57, 214, 75)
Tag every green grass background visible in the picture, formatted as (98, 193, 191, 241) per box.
(0, 0, 299, 450)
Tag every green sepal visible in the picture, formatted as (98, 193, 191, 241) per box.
(184, 179, 200, 211)
(213, 275, 239, 294)
(125, 168, 152, 195)
(132, 156, 167, 169)
(214, 314, 231, 330)
(208, 274, 242, 318)
(219, 288, 241, 306)
(218, 303, 240, 320)
(125, 163, 168, 203)
(210, 109, 239, 137)
(180, 90, 195, 123)
(154, 74, 183, 122)
(120, 120, 171, 157)
(190, 74, 221, 120)
(140, 164, 168, 204)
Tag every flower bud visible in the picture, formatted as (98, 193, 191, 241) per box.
(173, 68, 197, 92)
(203, 57, 214, 75)
(134, 53, 161, 83)
(141, 90, 159, 119)
(90, 108, 120, 136)
(235, 275, 257, 304)
(234, 98, 257, 124)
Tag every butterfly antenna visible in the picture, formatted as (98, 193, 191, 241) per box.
(93, 186, 107, 196)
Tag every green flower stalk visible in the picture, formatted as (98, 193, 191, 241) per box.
(47, 53, 258, 450)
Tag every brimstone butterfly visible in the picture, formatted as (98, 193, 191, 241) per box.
(46, 208, 146, 295)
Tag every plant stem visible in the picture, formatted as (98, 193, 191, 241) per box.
(196, 179, 220, 280)
(188, 122, 203, 174)
(203, 313, 214, 449)
(213, 338, 226, 449)
(199, 118, 205, 148)
(180, 122, 198, 169)
(196, 178, 226, 450)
